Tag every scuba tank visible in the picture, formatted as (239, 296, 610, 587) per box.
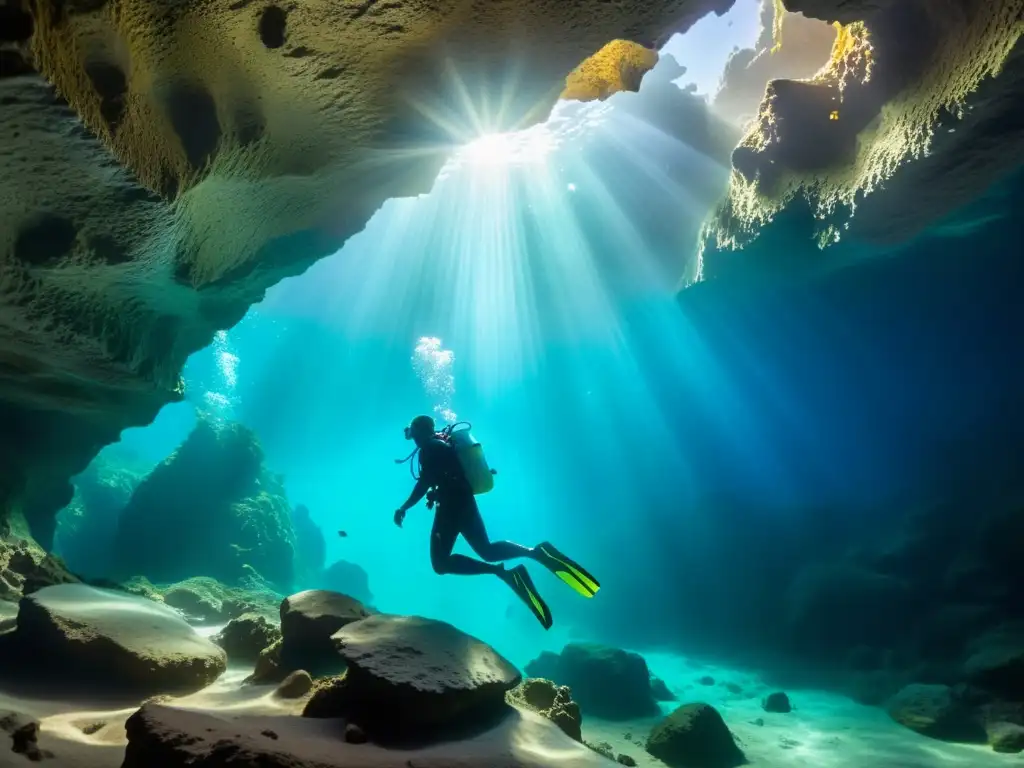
(448, 424, 495, 495)
(395, 420, 496, 495)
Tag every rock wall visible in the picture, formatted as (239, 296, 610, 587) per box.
(113, 419, 297, 588)
(712, 0, 836, 127)
(699, 0, 1024, 283)
(0, 0, 733, 545)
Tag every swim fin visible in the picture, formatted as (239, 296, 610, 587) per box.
(535, 541, 601, 598)
(501, 564, 553, 630)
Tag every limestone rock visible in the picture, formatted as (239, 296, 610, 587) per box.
(7, 583, 226, 696)
(700, 0, 1024, 283)
(562, 40, 659, 102)
(964, 632, 1024, 699)
(124, 701, 608, 767)
(326, 614, 521, 739)
(646, 703, 746, 768)
(652, 676, 677, 701)
(886, 684, 985, 743)
(762, 691, 792, 713)
(54, 459, 139, 578)
(525, 643, 659, 720)
(3, 0, 730, 552)
(281, 590, 371, 652)
(713, 0, 837, 127)
(507, 678, 583, 742)
(984, 721, 1024, 754)
(275, 670, 313, 699)
(215, 613, 281, 663)
(249, 639, 285, 684)
(0, 710, 52, 762)
(113, 421, 297, 587)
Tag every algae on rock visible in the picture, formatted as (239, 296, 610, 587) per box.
(112, 420, 297, 589)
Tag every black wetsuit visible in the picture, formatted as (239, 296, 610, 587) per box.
(415, 438, 531, 575)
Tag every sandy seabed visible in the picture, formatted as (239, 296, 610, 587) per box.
(1, 647, 1022, 767)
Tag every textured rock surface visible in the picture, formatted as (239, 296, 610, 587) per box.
(214, 612, 281, 663)
(645, 703, 746, 768)
(324, 613, 522, 739)
(281, 590, 371, 652)
(562, 40, 660, 102)
(54, 459, 140, 579)
(113, 420, 296, 587)
(886, 684, 986, 743)
(988, 721, 1024, 754)
(274, 669, 313, 699)
(525, 643, 660, 720)
(124, 702, 607, 767)
(1, 0, 733, 544)
(248, 589, 371, 682)
(699, 0, 1024, 282)
(507, 678, 583, 742)
(4, 583, 226, 696)
(713, 0, 836, 127)
(0, 525, 79, 602)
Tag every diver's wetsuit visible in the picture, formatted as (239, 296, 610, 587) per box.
(414, 437, 532, 575)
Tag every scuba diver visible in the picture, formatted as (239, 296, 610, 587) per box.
(393, 415, 600, 630)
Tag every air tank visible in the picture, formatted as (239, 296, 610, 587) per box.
(450, 426, 495, 495)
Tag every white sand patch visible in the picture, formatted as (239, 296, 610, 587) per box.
(579, 650, 1023, 767)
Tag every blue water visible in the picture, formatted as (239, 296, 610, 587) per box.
(57, 33, 1024, 685)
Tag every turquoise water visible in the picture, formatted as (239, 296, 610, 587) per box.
(51, 21, 1024, 723)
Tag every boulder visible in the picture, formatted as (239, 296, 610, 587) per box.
(964, 630, 1024, 699)
(646, 703, 746, 768)
(762, 692, 792, 713)
(258, 590, 373, 679)
(113, 420, 297, 588)
(281, 590, 371, 652)
(214, 613, 281, 663)
(0, 710, 51, 762)
(885, 684, 985, 743)
(312, 614, 521, 740)
(652, 676, 677, 701)
(987, 721, 1024, 753)
(7, 584, 226, 696)
(525, 643, 659, 720)
(507, 678, 583, 742)
(275, 670, 314, 699)
(124, 701, 609, 767)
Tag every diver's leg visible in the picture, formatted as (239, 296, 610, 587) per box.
(459, 497, 536, 562)
(430, 503, 502, 576)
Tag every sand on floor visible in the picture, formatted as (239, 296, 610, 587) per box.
(581, 651, 1024, 768)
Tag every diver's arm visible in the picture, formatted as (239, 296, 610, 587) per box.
(400, 477, 430, 512)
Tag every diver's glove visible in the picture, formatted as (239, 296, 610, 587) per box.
(393, 508, 406, 528)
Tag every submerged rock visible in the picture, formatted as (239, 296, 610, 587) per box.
(281, 590, 371, 653)
(0, 710, 52, 762)
(762, 691, 792, 713)
(113, 420, 297, 588)
(525, 643, 659, 720)
(646, 703, 746, 768)
(507, 678, 583, 742)
(987, 721, 1024, 753)
(291, 504, 327, 588)
(886, 684, 986, 743)
(214, 613, 281, 663)
(275, 670, 314, 699)
(313, 613, 521, 740)
(652, 676, 677, 701)
(124, 700, 605, 767)
(248, 589, 372, 682)
(6, 584, 226, 696)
